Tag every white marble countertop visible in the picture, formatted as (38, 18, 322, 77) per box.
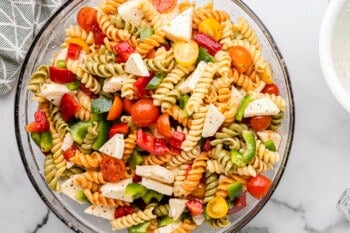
(1, 0, 350, 232)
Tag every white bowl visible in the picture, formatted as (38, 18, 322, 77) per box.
(320, 0, 350, 112)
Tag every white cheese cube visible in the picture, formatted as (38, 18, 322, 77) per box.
(118, 0, 144, 26)
(192, 214, 205, 225)
(244, 97, 280, 118)
(40, 82, 73, 106)
(230, 86, 245, 105)
(61, 133, 74, 151)
(60, 175, 84, 204)
(257, 130, 282, 150)
(84, 205, 115, 220)
(155, 222, 182, 233)
(162, 7, 193, 41)
(141, 178, 174, 196)
(169, 198, 187, 220)
(136, 165, 174, 184)
(178, 61, 207, 94)
(125, 53, 150, 77)
(202, 104, 225, 137)
(100, 178, 133, 202)
(103, 75, 128, 93)
(98, 134, 124, 159)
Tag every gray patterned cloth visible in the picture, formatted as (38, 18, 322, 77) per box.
(0, 0, 64, 95)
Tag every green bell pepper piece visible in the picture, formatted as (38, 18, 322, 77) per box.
(264, 140, 276, 152)
(128, 222, 151, 233)
(159, 216, 176, 227)
(142, 190, 163, 204)
(125, 183, 147, 199)
(235, 94, 252, 122)
(128, 151, 144, 170)
(92, 120, 111, 150)
(56, 59, 67, 68)
(227, 182, 243, 201)
(140, 27, 154, 41)
(66, 81, 80, 91)
(146, 73, 165, 90)
(70, 121, 92, 144)
(91, 97, 112, 114)
(179, 94, 189, 109)
(231, 130, 256, 166)
(196, 47, 216, 64)
(40, 131, 53, 153)
(75, 190, 91, 204)
(30, 133, 41, 146)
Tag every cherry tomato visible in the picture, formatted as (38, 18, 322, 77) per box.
(100, 156, 126, 182)
(262, 84, 279, 96)
(247, 174, 271, 199)
(123, 98, 135, 114)
(108, 123, 129, 138)
(186, 198, 204, 216)
(77, 7, 99, 32)
(191, 183, 205, 199)
(25, 109, 50, 133)
(93, 28, 105, 45)
(114, 206, 135, 218)
(60, 93, 80, 121)
(206, 196, 228, 218)
(152, 0, 177, 13)
(131, 99, 160, 127)
(107, 95, 123, 121)
(156, 113, 172, 138)
(228, 46, 253, 74)
(250, 116, 272, 131)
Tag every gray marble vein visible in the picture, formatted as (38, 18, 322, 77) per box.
(30, 209, 50, 233)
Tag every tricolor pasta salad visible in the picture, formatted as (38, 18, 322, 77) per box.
(25, 0, 287, 232)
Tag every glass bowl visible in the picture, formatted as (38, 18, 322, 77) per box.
(15, 0, 295, 232)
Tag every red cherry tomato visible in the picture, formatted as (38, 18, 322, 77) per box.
(114, 41, 135, 63)
(152, 0, 177, 13)
(114, 206, 135, 218)
(66, 43, 82, 60)
(100, 156, 125, 182)
(262, 84, 280, 96)
(250, 116, 272, 131)
(123, 98, 135, 114)
(186, 198, 204, 216)
(107, 95, 123, 121)
(247, 174, 271, 199)
(25, 109, 50, 133)
(77, 7, 99, 32)
(156, 113, 172, 138)
(131, 99, 160, 127)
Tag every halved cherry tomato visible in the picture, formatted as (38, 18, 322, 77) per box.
(114, 206, 135, 219)
(77, 7, 99, 32)
(198, 18, 222, 41)
(100, 156, 126, 182)
(66, 43, 82, 60)
(109, 123, 129, 138)
(49, 66, 76, 84)
(63, 146, 78, 161)
(206, 196, 228, 218)
(156, 113, 172, 138)
(191, 183, 205, 199)
(131, 99, 160, 127)
(60, 93, 80, 121)
(186, 198, 204, 216)
(247, 174, 271, 199)
(173, 40, 199, 67)
(107, 95, 123, 121)
(152, 0, 177, 13)
(136, 129, 155, 153)
(262, 83, 279, 96)
(250, 116, 272, 131)
(228, 46, 253, 74)
(123, 98, 135, 114)
(26, 109, 50, 133)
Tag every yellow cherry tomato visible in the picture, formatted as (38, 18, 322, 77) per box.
(198, 18, 222, 41)
(206, 196, 229, 219)
(173, 40, 199, 67)
(66, 37, 90, 53)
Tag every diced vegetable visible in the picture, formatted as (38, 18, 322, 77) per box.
(198, 18, 222, 41)
(92, 120, 111, 150)
(140, 27, 154, 41)
(114, 41, 135, 63)
(26, 109, 50, 133)
(109, 123, 129, 138)
(227, 182, 243, 201)
(228, 46, 252, 74)
(131, 99, 160, 127)
(75, 190, 90, 204)
(40, 131, 53, 153)
(107, 95, 123, 121)
(173, 40, 199, 67)
(91, 97, 112, 114)
(159, 216, 176, 227)
(114, 206, 135, 219)
(134, 77, 150, 98)
(235, 94, 252, 122)
(145, 72, 165, 90)
(56, 59, 67, 68)
(264, 139, 276, 151)
(247, 174, 271, 199)
(49, 66, 76, 84)
(100, 156, 126, 182)
(156, 113, 172, 138)
(66, 43, 82, 60)
(128, 151, 144, 170)
(66, 81, 80, 91)
(196, 47, 215, 64)
(128, 221, 150, 233)
(193, 33, 222, 55)
(152, 0, 177, 13)
(77, 6, 99, 32)
(178, 94, 189, 109)
(169, 131, 186, 149)
(230, 130, 256, 166)
(70, 121, 92, 144)
(60, 93, 81, 121)
(186, 198, 203, 216)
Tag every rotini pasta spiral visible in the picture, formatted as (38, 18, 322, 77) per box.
(207, 216, 230, 228)
(121, 75, 136, 99)
(97, 11, 130, 41)
(65, 25, 95, 45)
(43, 154, 60, 191)
(139, 0, 164, 32)
(230, 68, 257, 91)
(233, 17, 261, 50)
(99, 0, 126, 14)
(269, 112, 284, 130)
(136, 31, 166, 56)
(81, 122, 99, 153)
(50, 132, 67, 178)
(27, 65, 49, 103)
(144, 153, 172, 166)
(215, 51, 231, 78)
(75, 90, 92, 121)
(145, 47, 175, 73)
(122, 132, 137, 162)
(110, 15, 139, 36)
(173, 164, 189, 197)
(220, 20, 235, 50)
(83, 61, 125, 78)
(110, 206, 156, 230)
(49, 104, 69, 137)
(193, 8, 230, 29)
(70, 151, 103, 169)
(215, 144, 234, 175)
(165, 105, 191, 128)
(83, 189, 130, 207)
(167, 146, 200, 168)
(153, 204, 170, 217)
(172, 219, 197, 233)
(160, 88, 181, 112)
(204, 171, 218, 203)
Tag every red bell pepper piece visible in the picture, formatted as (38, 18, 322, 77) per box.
(154, 138, 167, 156)
(114, 206, 135, 219)
(166, 146, 181, 155)
(63, 145, 78, 161)
(228, 191, 247, 214)
(134, 77, 150, 98)
(66, 43, 82, 60)
(93, 28, 106, 46)
(26, 109, 50, 133)
(60, 93, 80, 121)
(186, 198, 204, 216)
(193, 33, 222, 56)
(201, 138, 213, 152)
(49, 66, 76, 84)
(169, 131, 186, 149)
(108, 123, 129, 138)
(136, 129, 155, 153)
(114, 41, 135, 63)
(79, 83, 97, 99)
(132, 174, 142, 183)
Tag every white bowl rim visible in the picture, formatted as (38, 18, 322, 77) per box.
(319, 0, 350, 112)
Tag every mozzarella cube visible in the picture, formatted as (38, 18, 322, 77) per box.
(178, 61, 208, 94)
(257, 130, 282, 150)
(202, 104, 225, 137)
(155, 222, 182, 233)
(162, 7, 193, 41)
(244, 97, 280, 118)
(61, 175, 84, 204)
(125, 53, 150, 77)
(103, 75, 128, 93)
(98, 134, 124, 159)
(169, 198, 187, 220)
(192, 214, 205, 225)
(40, 82, 73, 106)
(84, 205, 115, 220)
(230, 86, 245, 105)
(118, 0, 144, 26)
(61, 133, 74, 151)
(100, 178, 133, 202)
(141, 178, 174, 196)
(136, 165, 174, 184)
